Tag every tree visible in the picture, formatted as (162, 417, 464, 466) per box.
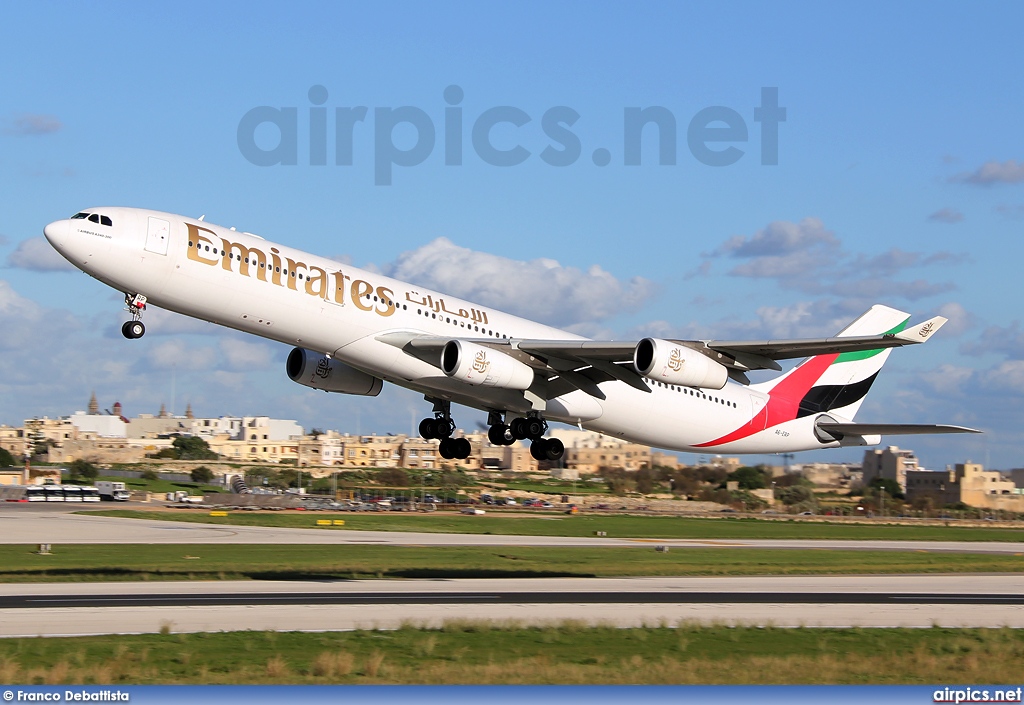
(729, 466, 768, 490)
(68, 459, 99, 482)
(308, 428, 325, 437)
(635, 467, 658, 494)
(140, 469, 158, 480)
(0, 447, 14, 468)
(776, 485, 816, 507)
(172, 436, 218, 460)
(868, 477, 904, 500)
(377, 467, 409, 487)
(190, 466, 215, 483)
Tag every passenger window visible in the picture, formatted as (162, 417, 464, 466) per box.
(100, 216, 112, 226)
(88, 214, 100, 223)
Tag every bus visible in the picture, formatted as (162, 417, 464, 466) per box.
(44, 485, 65, 502)
(26, 486, 46, 502)
(62, 485, 83, 502)
(81, 486, 101, 502)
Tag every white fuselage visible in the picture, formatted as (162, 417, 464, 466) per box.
(43, 207, 844, 454)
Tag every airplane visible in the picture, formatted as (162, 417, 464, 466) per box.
(42, 207, 979, 462)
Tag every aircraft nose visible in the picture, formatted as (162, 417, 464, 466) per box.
(43, 219, 67, 248)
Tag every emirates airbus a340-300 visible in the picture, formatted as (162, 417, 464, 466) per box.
(43, 207, 979, 462)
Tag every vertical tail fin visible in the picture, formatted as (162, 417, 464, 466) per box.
(751, 304, 911, 421)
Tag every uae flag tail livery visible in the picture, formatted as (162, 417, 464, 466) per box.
(695, 305, 934, 449)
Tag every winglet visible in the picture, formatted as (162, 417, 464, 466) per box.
(894, 316, 947, 343)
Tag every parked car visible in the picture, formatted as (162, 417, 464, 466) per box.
(460, 507, 485, 515)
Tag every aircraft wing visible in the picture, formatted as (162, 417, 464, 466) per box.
(816, 422, 982, 438)
(375, 314, 948, 397)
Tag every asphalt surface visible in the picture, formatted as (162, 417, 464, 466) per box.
(2, 506, 1023, 636)
(1, 575, 1023, 635)
(7, 590, 1024, 608)
(3, 505, 1024, 553)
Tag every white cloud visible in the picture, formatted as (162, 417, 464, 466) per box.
(4, 113, 62, 136)
(961, 321, 1024, 359)
(698, 219, 964, 304)
(219, 338, 275, 369)
(935, 302, 974, 337)
(385, 237, 656, 327)
(927, 208, 964, 224)
(7, 237, 76, 272)
(713, 217, 838, 258)
(953, 160, 1024, 186)
(144, 339, 216, 371)
(627, 299, 869, 342)
(994, 204, 1024, 219)
(979, 360, 1024, 394)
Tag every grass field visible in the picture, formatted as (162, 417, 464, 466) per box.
(85, 509, 1024, 542)
(2, 624, 1023, 684)
(0, 543, 1020, 582)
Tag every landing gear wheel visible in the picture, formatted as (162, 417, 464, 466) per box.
(529, 438, 565, 462)
(509, 417, 528, 440)
(439, 438, 456, 459)
(419, 418, 438, 439)
(488, 423, 513, 446)
(543, 437, 564, 461)
(453, 437, 471, 460)
(122, 321, 145, 339)
(530, 439, 549, 461)
(523, 417, 546, 440)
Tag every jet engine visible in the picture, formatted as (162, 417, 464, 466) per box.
(633, 338, 728, 390)
(286, 347, 383, 396)
(441, 340, 535, 390)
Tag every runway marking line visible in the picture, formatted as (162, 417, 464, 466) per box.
(626, 539, 746, 546)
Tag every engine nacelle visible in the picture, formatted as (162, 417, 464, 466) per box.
(633, 338, 728, 390)
(286, 347, 383, 396)
(441, 340, 535, 390)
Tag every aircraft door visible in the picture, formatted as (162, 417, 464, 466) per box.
(144, 216, 170, 255)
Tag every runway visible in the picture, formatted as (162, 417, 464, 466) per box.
(1, 575, 1022, 637)
(2, 508, 1022, 637)
(3, 507, 1024, 554)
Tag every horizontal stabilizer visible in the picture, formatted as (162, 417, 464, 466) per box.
(894, 315, 947, 343)
(817, 422, 981, 438)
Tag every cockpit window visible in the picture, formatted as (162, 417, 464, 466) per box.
(88, 214, 100, 223)
(71, 212, 89, 219)
(100, 215, 112, 226)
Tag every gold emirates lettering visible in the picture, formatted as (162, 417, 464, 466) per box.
(185, 223, 395, 317)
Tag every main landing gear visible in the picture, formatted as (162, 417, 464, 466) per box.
(419, 399, 471, 460)
(486, 411, 565, 462)
(121, 293, 147, 339)
(419, 402, 566, 463)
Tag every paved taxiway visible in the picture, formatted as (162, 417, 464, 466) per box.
(3, 506, 1024, 554)
(2, 506, 1021, 636)
(1, 575, 1022, 637)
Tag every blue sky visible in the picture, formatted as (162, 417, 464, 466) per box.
(1, 2, 1022, 469)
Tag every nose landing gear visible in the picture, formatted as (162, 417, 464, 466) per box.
(121, 293, 148, 339)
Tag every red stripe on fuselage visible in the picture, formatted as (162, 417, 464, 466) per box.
(693, 353, 839, 448)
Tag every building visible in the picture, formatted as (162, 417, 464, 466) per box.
(790, 462, 858, 488)
(906, 462, 1024, 511)
(862, 446, 920, 492)
(550, 429, 651, 474)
